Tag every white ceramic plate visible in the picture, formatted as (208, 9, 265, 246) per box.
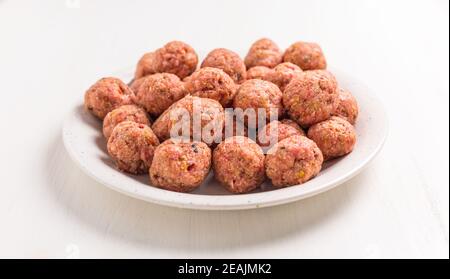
(62, 68, 388, 210)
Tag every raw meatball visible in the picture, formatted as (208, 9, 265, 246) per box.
(103, 105, 151, 139)
(266, 62, 303, 92)
(257, 120, 305, 147)
(307, 116, 356, 160)
(135, 73, 187, 117)
(201, 48, 246, 84)
(283, 41, 327, 70)
(107, 121, 160, 174)
(280, 119, 304, 134)
(246, 66, 272, 80)
(222, 111, 248, 140)
(134, 52, 156, 79)
(265, 135, 323, 187)
(182, 75, 192, 83)
(152, 95, 225, 145)
(244, 38, 283, 69)
(153, 41, 198, 79)
(233, 79, 284, 128)
(129, 76, 149, 94)
(185, 67, 236, 107)
(213, 136, 265, 193)
(283, 70, 338, 127)
(149, 139, 211, 192)
(84, 77, 134, 119)
(333, 88, 359, 125)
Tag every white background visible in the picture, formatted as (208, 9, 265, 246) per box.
(0, 0, 448, 258)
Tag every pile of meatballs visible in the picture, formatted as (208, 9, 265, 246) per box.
(84, 39, 358, 194)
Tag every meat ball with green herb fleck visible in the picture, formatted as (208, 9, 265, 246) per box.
(213, 136, 265, 193)
(333, 88, 359, 125)
(233, 79, 284, 128)
(222, 114, 248, 141)
(266, 62, 303, 92)
(129, 76, 149, 94)
(135, 73, 187, 117)
(201, 48, 246, 83)
(107, 121, 160, 174)
(307, 116, 356, 160)
(265, 135, 323, 187)
(134, 52, 156, 79)
(151, 95, 225, 145)
(153, 41, 198, 79)
(84, 77, 134, 119)
(103, 105, 151, 140)
(150, 139, 211, 192)
(280, 119, 304, 133)
(257, 120, 305, 147)
(283, 41, 327, 70)
(185, 67, 237, 107)
(246, 66, 272, 80)
(283, 70, 338, 127)
(244, 38, 283, 69)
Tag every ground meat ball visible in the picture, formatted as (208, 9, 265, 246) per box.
(213, 136, 265, 193)
(135, 73, 187, 117)
(149, 140, 211, 192)
(152, 95, 225, 145)
(222, 121, 248, 141)
(283, 41, 327, 70)
(129, 76, 149, 94)
(333, 88, 359, 125)
(182, 75, 192, 83)
(201, 48, 246, 84)
(233, 79, 283, 128)
(246, 66, 273, 80)
(280, 119, 305, 134)
(244, 38, 283, 69)
(185, 67, 236, 107)
(283, 70, 338, 127)
(257, 120, 305, 147)
(222, 111, 248, 140)
(103, 105, 151, 139)
(265, 135, 323, 187)
(307, 116, 356, 160)
(266, 62, 303, 92)
(84, 77, 134, 119)
(107, 121, 160, 174)
(153, 41, 198, 79)
(134, 52, 156, 79)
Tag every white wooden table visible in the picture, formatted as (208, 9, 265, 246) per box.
(0, 0, 448, 258)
